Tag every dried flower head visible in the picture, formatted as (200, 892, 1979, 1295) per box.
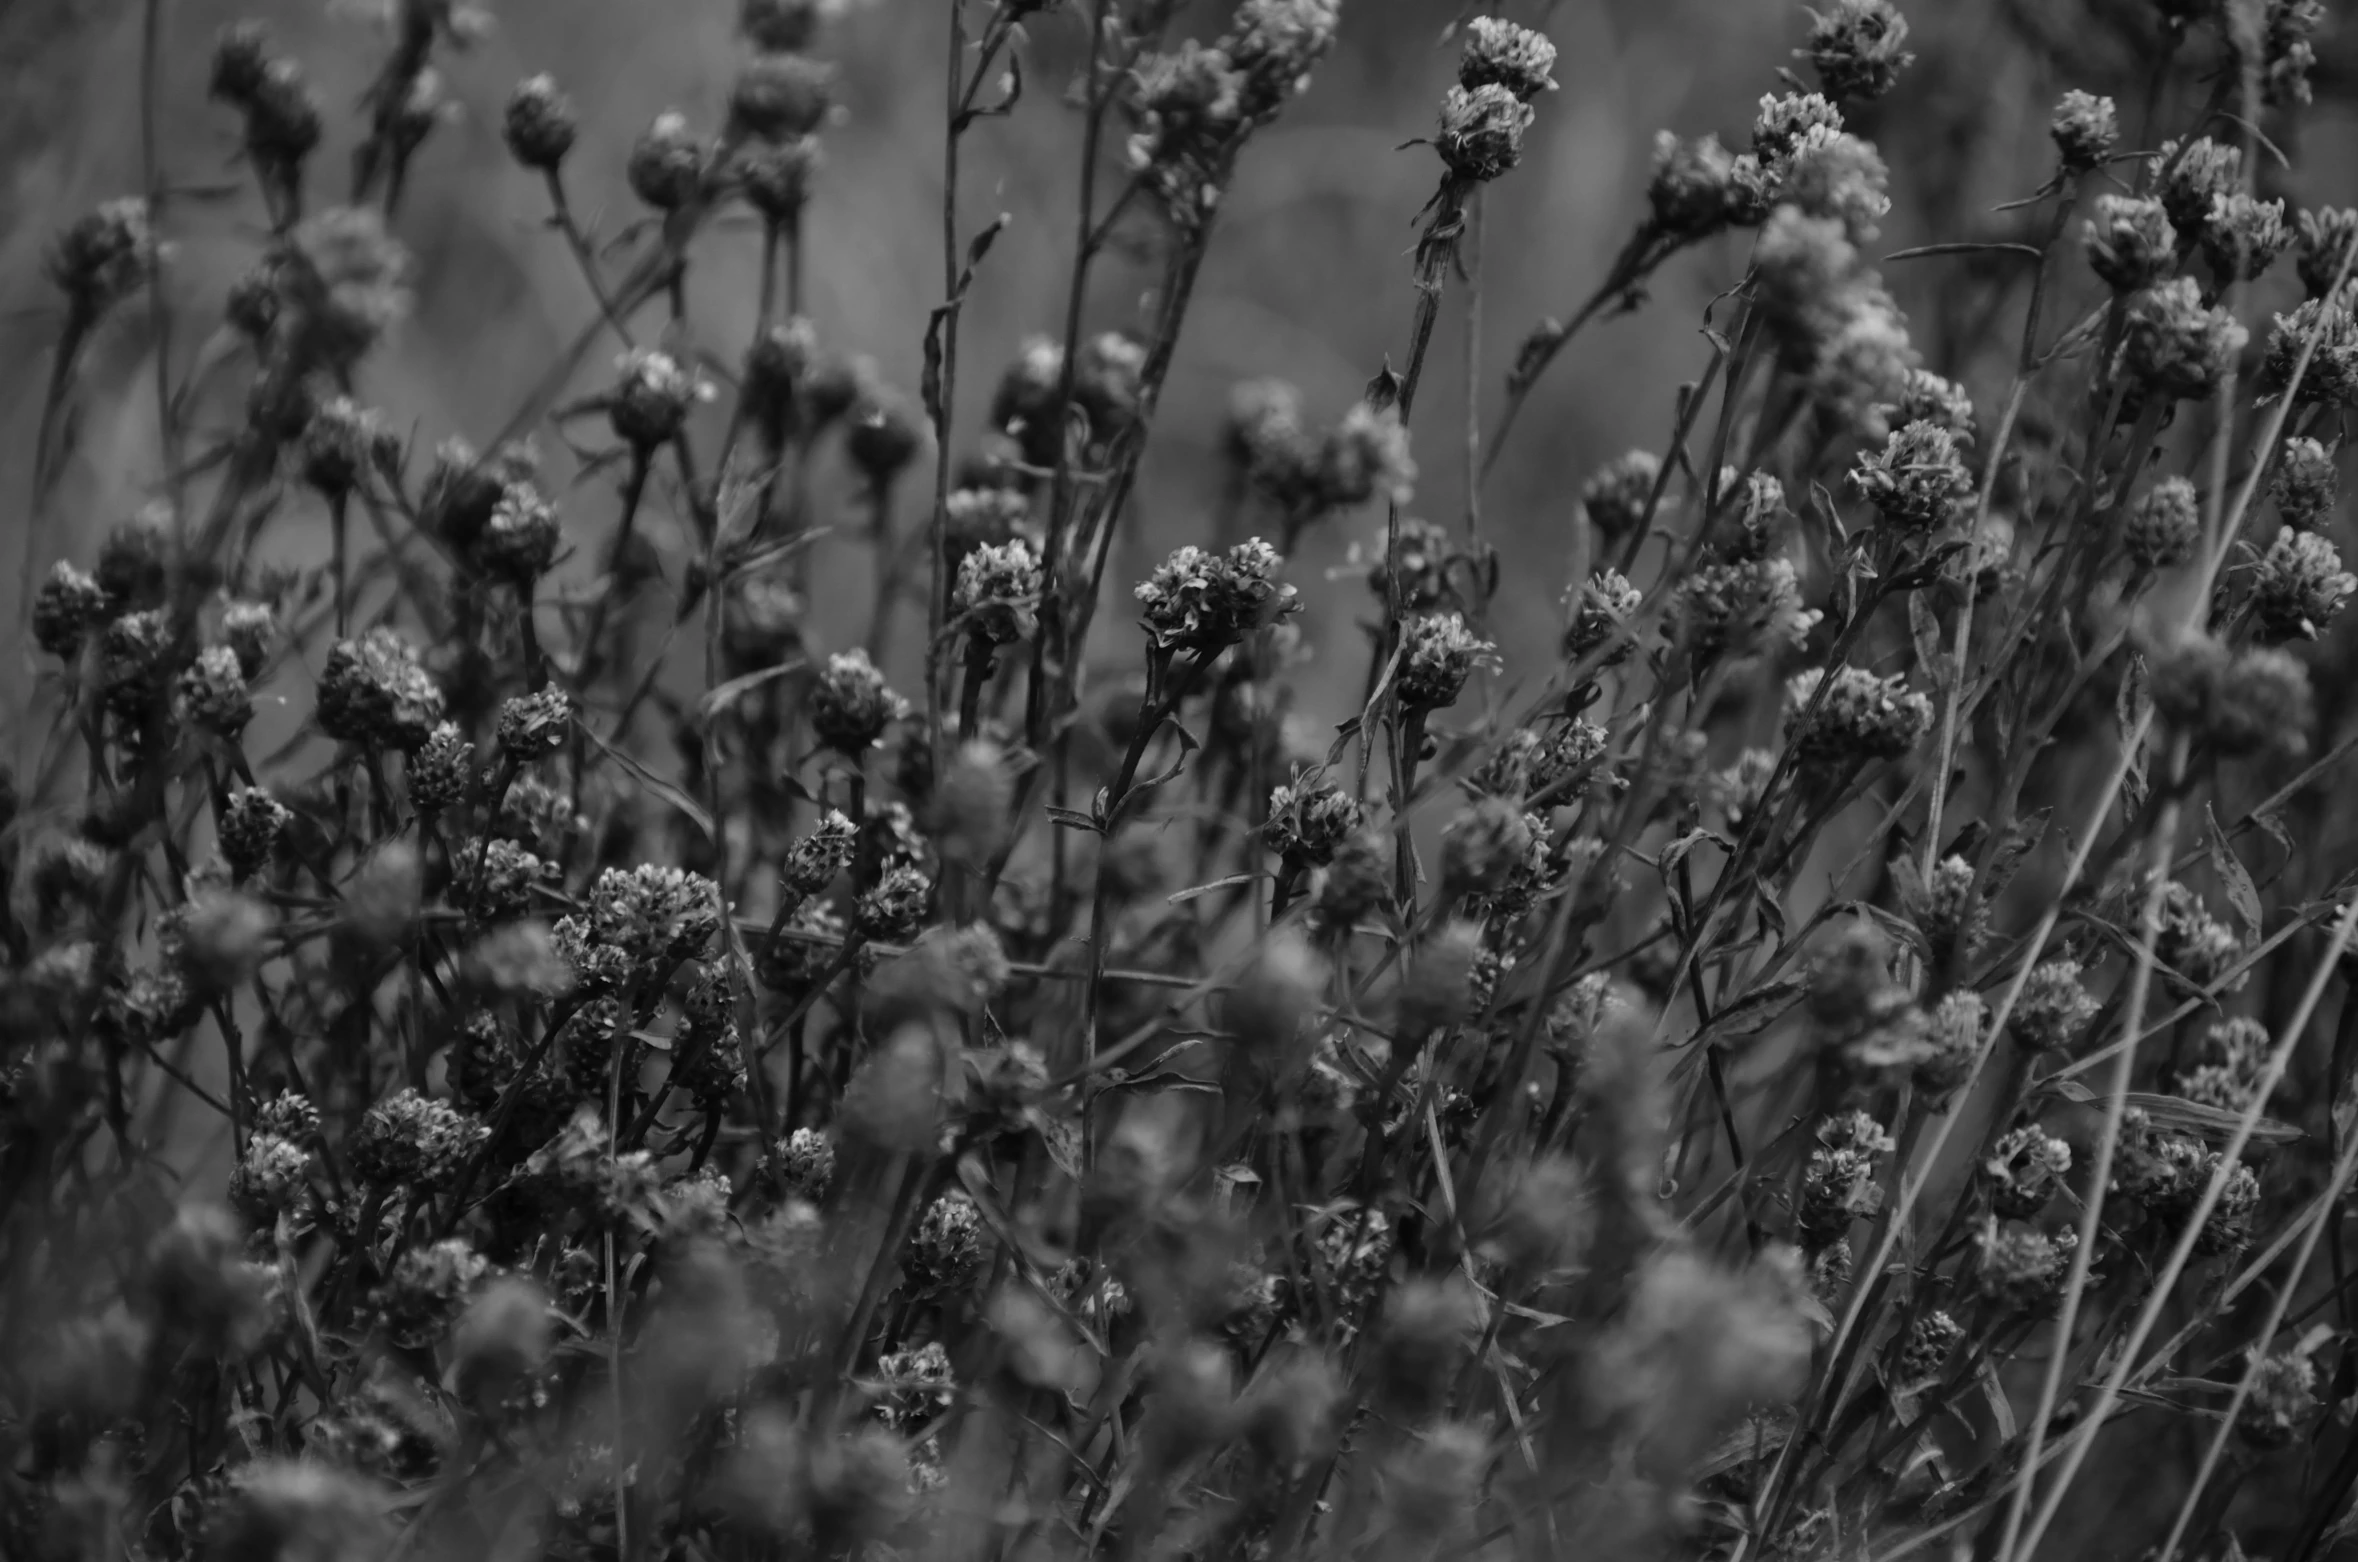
(1459, 17, 1557, 99)
(2271, 436, 2339, 528)
(502, 74, 577, 169)
(1398, 612, 1494, 710)
(2125, 476, 2202, 570)
(317, 628, 445, 751)
(1785, 667, 1933, 767)
(1316, 401, 1417, 509)
(2203, 193, 2292, 284)
(628, 111, 707, 210)
(2050, 90, 2118, 174)
(1435, 83, 1534, 183)
(1802, 0, 1913, 104)
(812, 649, 910, 753)
(2084, 195, 2179, 293)
(2121, 278, 2248, 402)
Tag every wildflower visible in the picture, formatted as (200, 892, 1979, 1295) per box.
(628, 111, 707, 210)
(2010, 960, 2099, 1053)
(284, 207, 411, 372)
(464, 839, 550, 921)
(1226, 927, 1327, 1062)
(1459, 17, 1557, 98)
(906, 1193, 987, 1293)
(1917, 991, 1986, 1101)
(1754, 93, 1844, 168)
(452, 1276, 552, 1398)
(2155, 881, 2245, 993)
(46, 198, 155, 320)
(1441, 797, 1534, 898)
(587, 864, 722, 964)
(1220, 0, 1342, 118)
(2116, 1121, 2257, 1254)
(317, 627, 445, 750)
(31, 562, 109, 659)
(2272, 437, 2339, 528)
(478, 481, 562, 583)
(1317, 829, 1392, 927)
(2050, 90, 2117, 174)
(407, 724, 474, 814)
(217, 786, 292, 882)
(1785, 667, 1933, 767)
(812, 649, 909, 753)
(2121, 278, 2247, 402)
(1780, 128, 1891, 242)
(1580, 450, 1660, 540)
(1647, 132, 1740, 238)
(2084, 195, 2178, 293)
(2125, 476, 2202, 570)
(296, 396, 383, 500)
(1810, 285, 1920, 432)
(1075, 332, 1147, 434)
(1367, 516, 1454, 612)
(2259, 290, 2358, 408)
(1316, 401, 1416, 508)
(1371, 1277, 1484, 1417)
(1984, 1126, 2071, 1218)
(1887, 369, 1975, 444)
(1400, 920, 1482, 1037)
(611, 348, 709, 451)
(1135, 539, 1295, 652)
(174, 646, 252, 736)
(1266, 780, 1363, 866)
(350, 1089, 485, 1190)
(209, 23, 274, 104)
(1435, 83, 1534, 183)
(928, 742, 1012, 865)
(1902, 854, 1986, 961)
(228, 1133, 312, 1226)
(855, 863, 933, 943)
(954, 539, 1042, 643)
(1472, 720, 1608, 800)
(729, 51, 834, 142)
(1126, 42, 1247, 188)
(1896, 1311, 1963, 1386)
(460, 921, 574, 1000)
(2150, 632, 2315, 758)
(1398, 612, 1493, 710)
(1973, 1219, 2075, 1312)
(1564, 569, 1643, 664)
(2156, 137, 2243, 236)
(2252, 527, 2356, 641)
(773, 1126, 835, 1201)
(1802, 0, 1913, 104)
(2296, 207, 2358, 298)
(1224, 377, 1318, 503)
(1676, 556, 1817, 662)
(847, 383, 925, 484)
(2179, 1017, 2271, 1112)
(502, 74, 577, 169)
(2240, 1352, 2317, 1448)
(2258, 0, 2326, 105)
(497, 687, 573, 760)
(2204, 194, 2291, 284)
(1800, 1111, 1895, 1247)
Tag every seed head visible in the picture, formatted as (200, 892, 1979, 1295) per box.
(1265, 779, 1362, 866)
(350, 1089, 486, 1190)
(812, 648, 909, 753)
(781, 810, 859, 898)
(1916, 991, 1986, 1101)
(1435, 83, 1533, 183)
(1220, 0, 1342, 118)
(217, 786, 291, 881)
(1135, 539, 1296, 651)
(611, 348, 710, 450)
(729, 51, 834, 142)
(1316, 400, 1417, 509)
(2240, 1352, 2318, 1448)
(478, 480, 562, 583)
(2151, 631, 2315, 758)
(317, 628, 444, 751)
(502, 74, 577, 169)
(587, 864, 722, 964)
(407, 723, 474, 814)
(2260, 289, 2358, 408)
(45, 198, 156, 321)
(1398, 612, 1494, 709)
(497, 687, 573, 759)
(1901, 854, 1986, 960)
(2050, 90, 2118, 173)
(1785, 667, 1933, 767)
(1675, 556, 1817, 663)
(2011, 960, 2099, 1053)
(1646, 132, 1740, 238)
(174, 645, 253, 737)
(1779, 127, 1891, 242)
(1803, 0, 1914, 104)
(2203, 193, 2291, 284)
(2296, 206, 2358, 298)
(1459, 17, 1556, 99)
(1564, 568, 1643, 663)
(628, 111, 707, 209)
(31, 562, 110, 660)
(2252, 527, 2355, 641)
(1984, 1126, 2072, 1218)
(954, 539, 1042, 644)
(2122, 277, 2248, 402)
(2125, 476, 2202, 569)
(2156, 137, 2242, 235)
(2272, 436, 2339, 528)
(2084, 195, 2179, 293)
(855, 863, 933, 944)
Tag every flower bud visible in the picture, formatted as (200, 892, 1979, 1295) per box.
(502, 74, 577, 170)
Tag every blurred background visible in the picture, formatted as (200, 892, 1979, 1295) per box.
(0, 0, 2354, 712)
